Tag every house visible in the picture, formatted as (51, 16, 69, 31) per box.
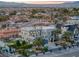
(0, 28, 21, 39)
(20, 25, 56, 43)
(65, 16, 79, 25)
(63, 24, 79, 40)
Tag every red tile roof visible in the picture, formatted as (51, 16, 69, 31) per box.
(0, 28, 20, 38)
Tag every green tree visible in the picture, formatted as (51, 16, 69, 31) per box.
(18, 49, 30, 57)
(33, 37, 44, 47)
(0, 16, 9, 22)
(16, 40, 21, 47)
(22, 40, 27, 45)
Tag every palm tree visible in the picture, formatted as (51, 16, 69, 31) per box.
(33, 37, 44, 47)
(59, 31, 74, 49)
(62, 31, 75, 47)
(62, 31, 73, 42)
(33, 37, 44, 56)
(51, 29, 61, 42)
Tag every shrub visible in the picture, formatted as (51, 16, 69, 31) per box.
(43, 46, 48, 52)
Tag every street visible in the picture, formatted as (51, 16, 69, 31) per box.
(31, 46, 79, 57)
(0, 53, 6, 57)
(57, 50, 79, 57)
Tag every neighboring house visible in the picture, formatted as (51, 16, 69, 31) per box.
(63, 24, 79, 40)
(0, 28, 20, 39)
(66, 20, 79, 25)
(64, 24, 77, 32)
(65, 16, 79, 25)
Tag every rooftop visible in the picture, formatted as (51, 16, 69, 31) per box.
(21, 25, 56, 31)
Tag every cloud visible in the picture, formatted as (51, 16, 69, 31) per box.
(28, 1, 65, 4)
(0, 0, 67, 4)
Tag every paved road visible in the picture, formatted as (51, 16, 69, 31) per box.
(33, 50, 79, 57)
(57, 50, 79, 57)
(0, 53, 6, 57)
(31, 46, 79, 57)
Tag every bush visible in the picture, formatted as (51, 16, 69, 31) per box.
(27, 44, 33, 49)
(21, 50, 31, 57)
(43, 46, 48, 52)
(36, 48, 42, 50)
(16, 40, 21, 46)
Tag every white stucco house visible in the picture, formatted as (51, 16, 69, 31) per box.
(20, 25, 56, 43)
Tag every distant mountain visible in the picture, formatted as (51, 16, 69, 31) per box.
(0, 1, 79, 8)
(0, 1, 27, 7)
(60, 1, 79, 8)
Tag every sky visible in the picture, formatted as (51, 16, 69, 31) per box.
(0, 0, 67, 4)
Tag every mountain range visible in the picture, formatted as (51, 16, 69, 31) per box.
(0, 1, 79, 8)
